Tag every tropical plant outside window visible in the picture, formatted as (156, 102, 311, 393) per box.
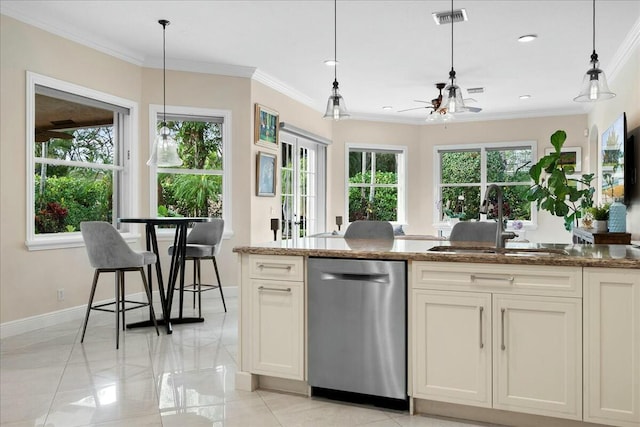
(33, 93, 120, 234)
(155, 115, 224, 219)
(437, 144, 533, 223)
(348, 148, 405, 222)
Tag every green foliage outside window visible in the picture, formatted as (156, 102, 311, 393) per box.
(348, 171, 398, 222)
(157, 120, 224, 218)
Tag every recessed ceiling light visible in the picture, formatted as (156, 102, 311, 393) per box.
(382, 106, 393, 110)
(324, 59, 338, 66)
(518, 34, 537, 43)
(519, 95, 532, 100)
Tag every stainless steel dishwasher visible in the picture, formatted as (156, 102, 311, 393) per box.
(308, 257, 406, 401)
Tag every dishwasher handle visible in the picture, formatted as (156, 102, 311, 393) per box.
(320, 272, 390, 284)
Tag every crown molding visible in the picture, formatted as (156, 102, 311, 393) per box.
(607, 15, 640, 83)
(251, 69, 318, 109)
(0, 6, 145, 66)
(144, 58, 256, 79)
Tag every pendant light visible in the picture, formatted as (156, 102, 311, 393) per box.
(147, 19, 182, 167)
(574, 0, 615, 102)
(323, 0, 350, 120)
(438, 0, 467, 115)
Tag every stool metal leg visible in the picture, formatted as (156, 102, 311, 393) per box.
(139, 268, 160, 336)
(115, 271, 121, 349)
(213, 257, 226, 313)
(81, 270, 100, 343)
(120, 272, 126, 331)
(196, 259, 202, 318)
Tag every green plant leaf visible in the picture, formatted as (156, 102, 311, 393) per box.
(550, 130, 567, 153)
(529, 163, 542, 182)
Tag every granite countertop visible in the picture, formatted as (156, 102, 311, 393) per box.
(233, 237, 640, 269)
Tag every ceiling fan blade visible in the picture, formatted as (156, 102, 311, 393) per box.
(398, 106, 432, 113)
(466, 106, 482, 113)
(413, 100, 432, 104)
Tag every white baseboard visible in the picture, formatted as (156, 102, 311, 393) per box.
(0, 286, 238, 339)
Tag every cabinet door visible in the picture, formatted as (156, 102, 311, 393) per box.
(584, 268, 640, 427)
(412, 289, 491, 407)
(493, 294, 582, 420)
(250, 279, 303, 380)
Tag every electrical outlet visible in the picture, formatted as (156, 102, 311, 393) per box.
(57, 289, 65, 301)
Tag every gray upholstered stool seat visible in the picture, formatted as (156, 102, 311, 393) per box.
(344, 220, 394, 240)
(168, 219, 226, 317)
(449, 221, 497, 243)
(80, 221, 159, 349)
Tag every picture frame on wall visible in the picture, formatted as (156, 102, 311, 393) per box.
(544, 146, 582, 173)
(256, 151, 277, 197)
(254, 104, 279, 149)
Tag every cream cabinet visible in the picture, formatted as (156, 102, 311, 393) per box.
(412, 289, 492, 407)
(411, 261, 582, 421)
(247, 255, 304, 380)
(492, 294, 582, 420)
(584, 268, 640, 427)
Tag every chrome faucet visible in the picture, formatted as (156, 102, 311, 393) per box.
(479, 184, 516, 249)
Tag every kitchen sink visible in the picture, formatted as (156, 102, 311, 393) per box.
(428, 246, 570, 256)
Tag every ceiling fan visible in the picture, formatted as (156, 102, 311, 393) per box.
(398, 82, 482, 116)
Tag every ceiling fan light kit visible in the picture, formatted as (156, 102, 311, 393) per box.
(323, 0, 350, 120)
(574, 0, 615, 102)
(147, 19, 182, 167)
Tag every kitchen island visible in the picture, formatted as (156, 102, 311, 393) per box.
(233, 237, 640, 427)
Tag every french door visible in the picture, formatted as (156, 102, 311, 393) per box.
(280, 131, 325, 240)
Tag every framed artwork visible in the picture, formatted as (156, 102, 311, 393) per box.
(256, 151, 277, 197)
(600, 112, 627, 204)
(254, 104, 279, 148)
(545, 146, 582, 173)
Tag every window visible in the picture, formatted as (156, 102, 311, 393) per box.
(27, 73, 137, 250)
(346, 145, 406, 224)
(149, 106, 232, 235)
(435, 142, 535, 225)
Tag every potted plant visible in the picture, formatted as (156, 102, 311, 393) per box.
(527, 130, 595, 231)
(588, 204, 609, 232)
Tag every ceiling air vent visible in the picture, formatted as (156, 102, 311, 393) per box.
(432, 8, 468, 25)
(51, 119, 76, 126)
(467, 87, 484, 94)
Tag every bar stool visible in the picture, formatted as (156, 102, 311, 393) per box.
(169, 219, 226, 317)
(80, 221, 159, 349)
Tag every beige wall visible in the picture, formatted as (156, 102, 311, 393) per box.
(250, 80, 332, 244)
(587, 44, 640, 240)
(330, 115, 589, 243)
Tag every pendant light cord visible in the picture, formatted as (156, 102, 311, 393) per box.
(334, 0, 337, 82)
(450, 0, 454, 72)
(592, 0, 596, 54)
(161, 20, 168, 127)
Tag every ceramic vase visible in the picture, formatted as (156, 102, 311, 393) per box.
(608, 201, 627, 232)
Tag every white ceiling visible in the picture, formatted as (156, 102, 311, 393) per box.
(2, 1, 639, 124)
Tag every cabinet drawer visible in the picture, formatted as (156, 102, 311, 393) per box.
(412, 261, 581, 297)
(249, 255, 304, 282)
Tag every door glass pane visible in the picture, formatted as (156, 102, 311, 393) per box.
(440, 151, 481, 184)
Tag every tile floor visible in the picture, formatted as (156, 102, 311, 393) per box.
(1, 293, 498, 427)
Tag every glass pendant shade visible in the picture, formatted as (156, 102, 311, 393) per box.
(147, 126, 182, 167)
(574, 56, 615, 102)
(323, 81, 350, 120)
(443, 84, 467, 113)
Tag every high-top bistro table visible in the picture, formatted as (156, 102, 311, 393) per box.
(118, 217, 212, 334)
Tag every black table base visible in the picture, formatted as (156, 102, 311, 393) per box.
(118, 217, 213, 334)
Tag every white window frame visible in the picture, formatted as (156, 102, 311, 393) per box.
(345, 143, 408, 226)
(26, 72, 138, 250)
(148, 105, 233, 239)
(433, 140, 538, 231)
